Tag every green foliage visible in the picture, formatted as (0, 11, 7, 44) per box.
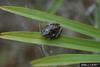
(0, 6, 100, 38)
(0, 32, 100, 52)
(32, 54, 100, 66)
(95, 1, 100, 28)
(0, 1, 100, 66)
(47, 0, 64, 14)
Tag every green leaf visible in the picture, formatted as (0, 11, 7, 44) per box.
(0, 32, 100, 52)
(32, 54, 100, 66)
(47, 0, 64, 14)
(0, 6, 100, 38)
(95, 1, 100, 28)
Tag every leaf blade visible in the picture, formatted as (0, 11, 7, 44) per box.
(32, 54, 100, 66)
(0, 32, 100, 52)
(47, 0, 64, 14)
(0, 6, 100, 38)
